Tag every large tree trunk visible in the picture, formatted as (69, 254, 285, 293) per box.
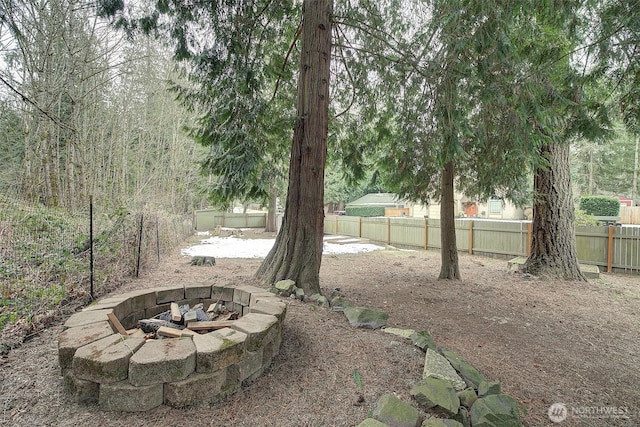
(439, 161, 461, 279)
(255, 0, 332, 295)
(524, 142, 586, 280)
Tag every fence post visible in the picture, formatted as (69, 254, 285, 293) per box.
(358, 216, 362, 238)
(156, 216, 160, 262)
(387, 218, 391, 245)
(607, 225, 614, 273)
(526, 222, 532, 256)
(468, 220, 473, 254)
(136, 213, 144, 277)
(89, 195, 94, 300)
(424, 218, 428, 250)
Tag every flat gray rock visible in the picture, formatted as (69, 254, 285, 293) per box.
(344, 306, 388, 329)
(330, 296, 351, 311)
(274, 279, 296, 294)
(383, 327, 416, 339)
(411, 330, 437, 351)
(440, 349, 486, 388)
(372, 393, 422, 427)
(470, 393, 523, 427)
(423, 349, 466, 391)
(411, 377, 460, 416)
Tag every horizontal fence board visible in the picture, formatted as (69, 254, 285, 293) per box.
(455, 219, 470, 252)
(472, 221, 527, 256)
(427, 219, 441, 249)
(324, 216, 640, 272)
(361, 217, 389, 242)
(337, 216, 360, 236)
(194, 210, 267, 230)
(620, 206, 640, 225)
(390, 218, 425, 247)
(575, 226, 608, 265)
(613, 227, 640, 270)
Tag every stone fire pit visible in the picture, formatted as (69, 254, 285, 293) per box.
(57, 284, 286, 411)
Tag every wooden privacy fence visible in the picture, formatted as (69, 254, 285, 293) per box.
(194, 210, 267, 230)
(620, 206, 640, 225)
(324, 216, 640, 274)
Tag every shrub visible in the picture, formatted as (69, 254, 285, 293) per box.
(579, 196, 620, 217)
(345, 206, 386, 217)
(574, 209, 598, 226)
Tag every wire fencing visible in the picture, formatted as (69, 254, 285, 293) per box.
(0, 194, 193, 347)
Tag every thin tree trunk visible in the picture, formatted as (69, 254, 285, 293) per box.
(265, 178, 278, 233)
(439, 161, 461, 279)
(633, 136, 638, 204)
(256, 0, 332, 295)
(588, 149, 594, 194)
(524, 142, 586, 280)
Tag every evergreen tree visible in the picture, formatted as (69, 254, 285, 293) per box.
(99, 0, 332, 293)
(256, 0, 333, 293)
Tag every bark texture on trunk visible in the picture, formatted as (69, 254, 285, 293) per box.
(524, 142, 586, 281)
(439, 161, 461, 280)
(256, 0, 332, 295)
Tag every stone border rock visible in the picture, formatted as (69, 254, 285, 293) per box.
(325, 295, 524, 427)
(57, 284, 286, 411)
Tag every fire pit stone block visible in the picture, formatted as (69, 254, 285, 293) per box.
(193, 329, 247, 373)
(58, 320, 114, 369)
(212, 285, 235, 301)
(233, 285, 268, 306)
(120, 308, 146, 330)
(238, 348, 265, 384)
(64, 309, 113, 329)
(119, 290, 158, 312)
(230, 313, 279, 352)
(184, 282, 213, 299)
(250, 299, 287, 321)
(99, 381, 164, 412)
(82, 296, 131, 319)
(128, 338, 196, 386)
(155, 286, 185, 304)
(164, 370, 227, 407)
(73, 334, 146, 384)
(63, 369, 99, 404)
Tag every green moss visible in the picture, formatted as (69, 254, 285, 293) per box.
(219, 338, 238, 350)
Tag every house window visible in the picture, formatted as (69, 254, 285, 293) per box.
(488, 198, 502, 215)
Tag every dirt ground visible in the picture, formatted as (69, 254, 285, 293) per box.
(1, 230, 639, 427)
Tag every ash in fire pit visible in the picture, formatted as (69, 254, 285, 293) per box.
(57, 284, 287, 411)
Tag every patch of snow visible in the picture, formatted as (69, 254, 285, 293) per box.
(323, 235, 347, 240)
(182, 236, 274, 258)
(332, 238, 363, 243)
(323, 242, 384, 255)
(181, 235, 384, 259)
